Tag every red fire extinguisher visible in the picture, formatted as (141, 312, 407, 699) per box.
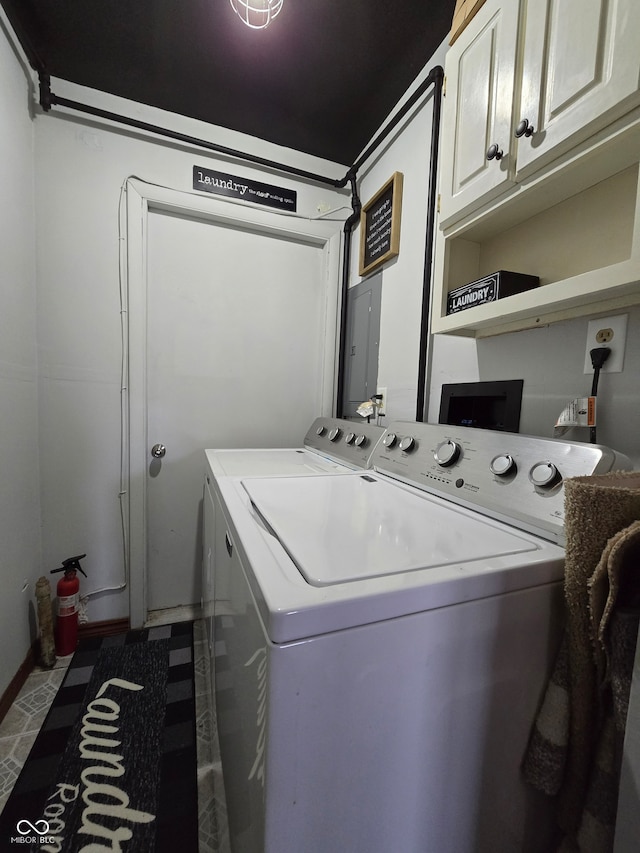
(51, 554, 87, 656)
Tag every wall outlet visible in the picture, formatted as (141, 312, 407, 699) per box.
(583, 314, 628, 374)
(376, 387, 387, 415)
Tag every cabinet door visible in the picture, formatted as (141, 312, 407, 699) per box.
(439, 0, 520, 228)
(517, 0, 640, 176)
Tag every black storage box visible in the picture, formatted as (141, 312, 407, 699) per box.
(446, 270, 539, 315)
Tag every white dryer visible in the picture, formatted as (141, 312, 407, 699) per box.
(202, 417, 385, 660)
(205, 416, 385, 481)
(212, 421, 630, 853)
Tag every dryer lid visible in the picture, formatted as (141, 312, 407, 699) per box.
(206, 448, 344, 477)
(243, 473, 540, 587)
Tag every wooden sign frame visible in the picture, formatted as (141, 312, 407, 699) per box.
(359, 172, 403, 277)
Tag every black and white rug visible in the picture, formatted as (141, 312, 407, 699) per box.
(0, 621, 198, 852)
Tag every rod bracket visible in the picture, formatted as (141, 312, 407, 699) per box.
(39, 72, 53, 111)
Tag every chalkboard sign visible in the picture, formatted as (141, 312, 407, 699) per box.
(359, 172, 403, 277)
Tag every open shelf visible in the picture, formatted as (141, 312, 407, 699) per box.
(433, 114, 640, 337)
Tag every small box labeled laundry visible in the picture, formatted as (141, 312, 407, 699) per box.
(446, 270, 540, 315)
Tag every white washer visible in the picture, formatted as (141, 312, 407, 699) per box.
(211, 422, 630, 853)
(202, 417, 385, 661)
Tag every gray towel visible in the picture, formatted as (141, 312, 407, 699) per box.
(522, 472, 640, 852)
(577, 520, 640, 852)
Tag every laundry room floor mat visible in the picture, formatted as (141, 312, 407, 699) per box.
(0, 621, 198, 852)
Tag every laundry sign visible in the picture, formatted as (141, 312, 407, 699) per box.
(193, 165, 297, 211)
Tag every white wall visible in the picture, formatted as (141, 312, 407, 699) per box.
(474, 307, 640, 467)
(350, 37, 479, 423)
(33, 80, 348, 624)
(0, 19, 41, 696)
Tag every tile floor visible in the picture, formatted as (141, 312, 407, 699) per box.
(0, 615, 230, 853)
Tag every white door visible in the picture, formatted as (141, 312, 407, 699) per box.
(126, 181, 340, 625)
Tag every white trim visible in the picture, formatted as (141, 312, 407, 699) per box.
(125, 178, 342, 628)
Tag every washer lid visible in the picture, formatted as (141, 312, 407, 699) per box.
(243, 473, 539, 586)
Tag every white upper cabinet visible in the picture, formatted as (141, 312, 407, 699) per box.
(517, 0, 640, 176)
(439, 0, 640, 229)
(439, 0, 520, 227)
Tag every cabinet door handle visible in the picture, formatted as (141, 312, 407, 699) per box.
(486, 143, 503, 161)
(515, 118, 535, 138)
(225, 531, 233, 557)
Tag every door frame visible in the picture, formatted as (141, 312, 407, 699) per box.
(125, 178, 342, 628)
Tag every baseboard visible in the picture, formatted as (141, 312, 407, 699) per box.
(0, 617, 130, 725)
(78, 617, 130, 638)
(0, 643, 36, 726)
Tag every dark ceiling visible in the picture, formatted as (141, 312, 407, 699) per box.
(1, 0, 455, 166)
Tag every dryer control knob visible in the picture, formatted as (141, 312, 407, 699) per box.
(529, 461, 561, 489)
(383, 432, 397, 448)
(354, 434, 368, 447)
(490, 454, 516, 477)
(434, 440, 461, 467)
(399, 435, 416, 453)
(345, 432, 356, 445)
(328, 428, 342, 442)
(316, 425, 326, 436)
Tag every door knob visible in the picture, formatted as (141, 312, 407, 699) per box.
(151, 443, 167, 458)
(486, 143, 504, 161)
(515, 118, 535, 138)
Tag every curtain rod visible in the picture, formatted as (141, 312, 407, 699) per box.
(37, 64, 442, 192)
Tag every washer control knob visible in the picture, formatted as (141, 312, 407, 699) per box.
(354, 434, 368, 448)
(316, 425, 326, 436)
(345, 432, 356, 445)
(529, 461, 562, 489)
(383, 432, 397, 448)
(490, 454, 516, 477)
(328, 428, 342, 442)
(399, 435, 416, 453)
(434, 440, 461, 467)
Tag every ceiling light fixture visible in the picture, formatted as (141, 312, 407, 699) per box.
(229, 0, 283, 29)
